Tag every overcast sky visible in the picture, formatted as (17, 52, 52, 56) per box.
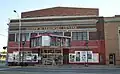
(0, 0, 120, 50)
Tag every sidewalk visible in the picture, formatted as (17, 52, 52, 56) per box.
(25, 64, 120, 69)
(0, 62, 7, 68)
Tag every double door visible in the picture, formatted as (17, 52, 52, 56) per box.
(40, 49, 63, 65)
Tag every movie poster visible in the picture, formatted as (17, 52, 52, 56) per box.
(69, 53, 75, 63)
(75, 51, 81, 62)
(32, 53, 38, 62)
(69, 51, 99, 63)
(87, 51, 93, 62)
(80, 51, 87, 62)
(93, 53, 99, 63)
(8, 53, 14, 62)
(13, 51, 19, 62)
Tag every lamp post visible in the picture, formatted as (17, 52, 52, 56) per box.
(14, 10, 21, 65)
(85, 40, 88, 67)
(22, 40, 25, 66)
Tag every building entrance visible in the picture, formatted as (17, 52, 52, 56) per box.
(40, 48, 63, 65)
(109, 53, 115, 65)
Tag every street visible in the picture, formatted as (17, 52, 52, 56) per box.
(0, 66, 120, 74)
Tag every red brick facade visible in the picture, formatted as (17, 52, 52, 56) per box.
(8, 7, 108, 66)
(21, 7, 99, 18)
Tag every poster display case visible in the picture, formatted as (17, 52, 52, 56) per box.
(69, 51, 99, 63)
(8, 51, 38, 63)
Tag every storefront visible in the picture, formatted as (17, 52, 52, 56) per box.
(69, 50, 99, 64)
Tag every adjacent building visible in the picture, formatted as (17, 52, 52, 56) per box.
(7, 7, 120, 66)
(104, 16, 120, 65)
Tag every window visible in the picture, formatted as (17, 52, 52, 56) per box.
(25, 33, 29, 41)
(89, 32, 97, 40)
(82, 32, 87, 40)
(30, 36, 42, 47)
(65, 38, 70, 47)
(50, 37, 56, 46)
(38, 37, 42, 46)
(72, 32, 88, 40)
(16, 33, 20, 42)
(31, 39, 34, 47)
(52, 32, 63, 36)
(16, 33, 30, 42)
(33, 38, 36, 47)
(21, 33, 25, 41)
(31, 33, 38, 37)
(9, 34, 15, 41)
(56, 37, 61, 46)
(36, 37, 41, 46)
(77, 32, 82, 40)
(64, 32, 71, 37)
(72, 32, 77, 40)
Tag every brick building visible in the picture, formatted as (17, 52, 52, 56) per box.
(7, 7, 120, 66)
(104, 16, 120, 65)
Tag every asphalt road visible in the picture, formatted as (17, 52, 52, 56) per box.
(0, 67, 120, 74)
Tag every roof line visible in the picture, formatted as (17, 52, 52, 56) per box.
(10, 15, 100, 21)
(22, 6, 99, 13)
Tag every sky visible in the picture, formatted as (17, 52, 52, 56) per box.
(0, 0, 120, 50)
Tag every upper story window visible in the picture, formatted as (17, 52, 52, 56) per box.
(31, 33, 38, 38)
(52, 32, 63, 36)
(9, 34, 15, 41)
(30, 37, 42, 47)
(16, 33, 30, 42)
(25, 33, 30, 41)
(72, 32, 88, 40)
(89, 32, 97, 40)
(64, 32, 71, 37)
(30, 35, 71, 47)
(21, 33, 30, 41)
(40, 32, 63, 36)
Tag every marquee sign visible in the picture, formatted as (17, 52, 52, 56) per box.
(10, 25, 96, 31)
